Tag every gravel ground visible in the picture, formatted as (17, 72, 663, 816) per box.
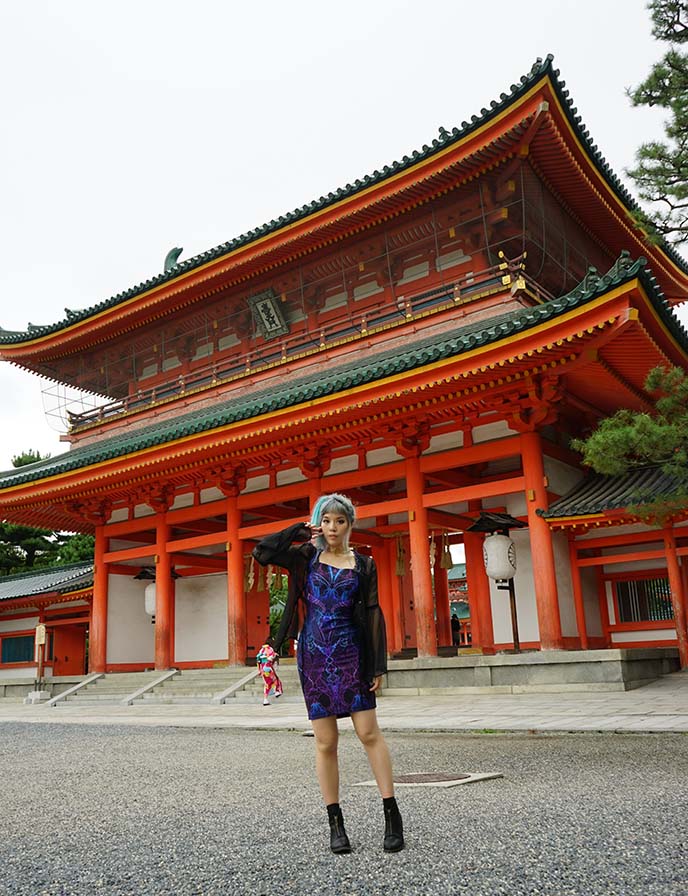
(1, 724, 687, 896)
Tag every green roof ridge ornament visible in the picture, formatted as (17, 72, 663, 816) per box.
(164, 247, 183, 272)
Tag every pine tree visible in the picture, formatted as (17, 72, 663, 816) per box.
(572, 365, 688, 522)
(627, 0, 688, 243)
(0, 450, 94, 574)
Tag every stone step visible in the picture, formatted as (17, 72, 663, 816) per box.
(137, 695, 219, 705)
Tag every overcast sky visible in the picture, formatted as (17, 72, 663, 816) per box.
(0, 0, 686, 470)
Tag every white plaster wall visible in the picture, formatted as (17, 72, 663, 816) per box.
(0, 615, 39, 633)
(245, 474, 270, 493)
(543, 457, 585, 497)
(483, 492, 527, 518)
(175, 574, 228, 663)
(201, 487, 225, 504)
(133, 504, 155, 519)
(367, 445, 402, 467)
(277, 467, 306, 486)
(0, 666, 38, 678)
(107, 574, 154, 665)
(324, 290, 347, 311)
(325, 454, 359, 477)
(472, 421, 516, 443)
(606, 581, 616, 625)
(489, 528, 540, 645)
(581, 568, 602, 637)
(425, 431, 463, 455)
(353, 279, 384, 299)
(611, 628, 676, 643)
(553, 531, 578, 637)
(171, 492, 195, 510)
(436, 248, 471, 271)
(398, 261, 430, 285)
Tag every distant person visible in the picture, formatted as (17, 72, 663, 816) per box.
(256, 639, 283, 706)
(253, 493, 404, 855)
(451, 612, 461, 646)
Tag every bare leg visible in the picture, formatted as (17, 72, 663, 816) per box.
(311, 716, 340, 805)
(351, 708, 395, 798)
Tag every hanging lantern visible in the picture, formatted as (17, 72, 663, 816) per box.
(483, 533, 517, 580)
(395, 536, 406, 576)
(440, 532, 454, 570)
(144, 582, 157, 622)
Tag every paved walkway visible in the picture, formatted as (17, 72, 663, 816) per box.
(1, 669, 687, 733)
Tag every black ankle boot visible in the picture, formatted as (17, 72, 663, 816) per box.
(383, 797, 404, 852)
(327, 803, 351, 854)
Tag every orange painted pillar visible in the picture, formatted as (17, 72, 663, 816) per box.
(89, 525, 108, 673)
(596, 566, 612, 647)
(375, 542, 393, 652)
(464, 497, 495, 653)
(568, 536, 588, 650)
(227, 498, 247, 666)
(663, 528, 688, 668)
(434, 551, 452, 647)
(385, 538, 405, 654)
(405, 455, 437, 657)
(154, 515, 173, 670)
(521, 430, 562, 649)
(681, 556, 688, 630)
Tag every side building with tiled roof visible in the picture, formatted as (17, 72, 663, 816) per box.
(1, 56, 687, 682)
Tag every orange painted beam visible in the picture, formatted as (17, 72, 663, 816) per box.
(103, 544, 157, 563)
(165, 531, 228, 554)
(577, 549, 667, 567)
(422, 476, 525, 509)
(169, 552, 227, 571)
(420, 436, 521, 473)
(105, 516, 157, 537)
(573, 530, 668, 551)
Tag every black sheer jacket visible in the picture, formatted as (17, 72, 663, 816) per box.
(251, 522, 388, 681)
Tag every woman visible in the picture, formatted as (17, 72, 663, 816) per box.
(256, 638, 283, 706)
(252, 493, 404, 855)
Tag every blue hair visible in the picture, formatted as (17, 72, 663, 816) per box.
(311, 493, 355, 551)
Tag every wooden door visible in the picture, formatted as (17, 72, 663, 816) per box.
(52, 625, 87, 676)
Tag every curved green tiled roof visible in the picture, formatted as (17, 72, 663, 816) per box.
(0, 562, 93, 602)
(1, 254, 685, 490)
(541, 466, 683, 519)
(2, 56, 687, 347)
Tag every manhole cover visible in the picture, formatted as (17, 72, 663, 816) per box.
(354, 772, 502, 788)
(395, 773, 472, 784)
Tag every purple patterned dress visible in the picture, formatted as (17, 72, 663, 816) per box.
(298, 554, 377, 721)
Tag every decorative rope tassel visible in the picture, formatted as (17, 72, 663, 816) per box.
(395, 535, 406, 576)
(267, 565, 275, 589)
(257, 563, 265, 592)
(441, 532, 454, 569)
(429, 531, 437, 567)
(247, 555, 256, 591)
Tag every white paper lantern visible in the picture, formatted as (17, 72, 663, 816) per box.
(483, 533, 517, 580)
(144, 582, 157, 618)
